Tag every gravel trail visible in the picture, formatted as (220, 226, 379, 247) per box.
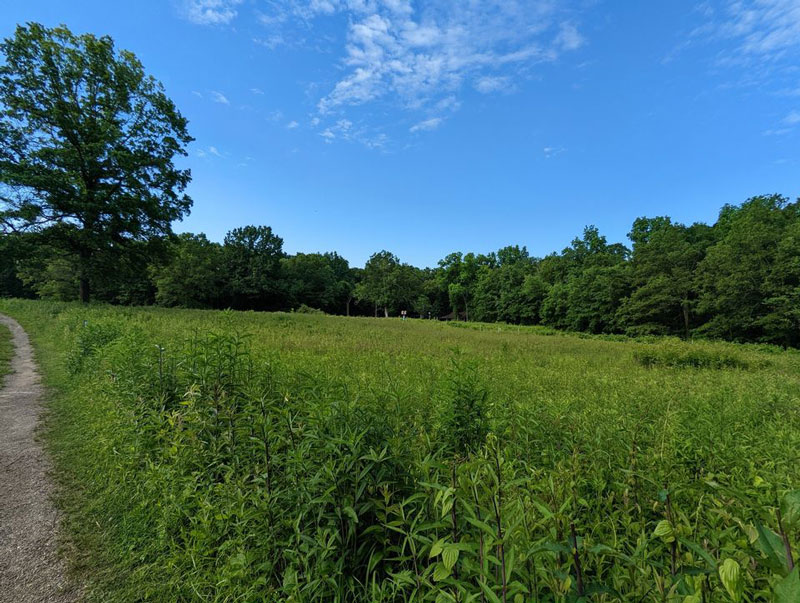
(0, 314, 80, 602)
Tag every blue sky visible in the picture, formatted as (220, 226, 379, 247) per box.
(2, 1, 799, 267)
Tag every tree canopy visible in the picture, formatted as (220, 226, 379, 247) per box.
(0, 23, 193, 302)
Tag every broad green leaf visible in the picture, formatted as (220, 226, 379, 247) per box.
(754, 521, 789, 575)
(775, 566, 800, 603)
(780, 490, 800, 529)
(430, 538, 445, 558)
(718, 558, 743, 602)
(442, 544, 459, 570)
(653, 519, 675, 543)
(433, 562, 451, 582)
(435, 592, 455, 603)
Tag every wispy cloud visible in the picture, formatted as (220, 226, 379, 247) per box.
(210, 90, 230, 104)
(717, 0, 800, 59)
(287, 120, 299, 129)
(410, 117, 442, 133)
(543, 146, 565, 158)
(683, 0, 800, 67)
(310, 2, 584, 114)
(555, 22, 585, 52)
(666, 2, 800, 94)
(250, 87, 265, 95)
(196, 145, 225, 158)
(784, 109, 800, 125)
(474, 75, 511, 94)
(251, 1, 583, 118)
(181, 0, 242, 25)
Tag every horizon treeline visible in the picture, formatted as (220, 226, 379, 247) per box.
(2, 192, 799, 347)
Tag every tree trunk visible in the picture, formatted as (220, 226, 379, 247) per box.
(682, 300, 690, 339)
(79, 277, 90, 304)
(346, 297, 351, 317)
(384, 307, 389, 318)
(374, 302, 378, 318)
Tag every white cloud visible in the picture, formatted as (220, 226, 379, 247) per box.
(210, 90, 230, 104)
(181, 0, 242, 25)
(784, 109, 800, 124)
(555, 22, 584, 52)
(320, 128, 336, 142)
(409, 117, 442, 132)
(543, 146, 565, 158)
(254, 35, 287, 49)
(191, 90, 203, 98)
(712, 0, 800, 59)
(277, 1, 585, 114)
(474, 75, 510, 94)
(197, 145, 224, 158)
(287, 120, 299, 129)
(435, 95, 461, 112)
(250, 87, 265, 95)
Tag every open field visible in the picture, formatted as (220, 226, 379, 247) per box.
(1, 299, 799, 602)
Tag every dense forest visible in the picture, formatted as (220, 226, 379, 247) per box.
(2, 192, 799, 347)
(1, 24, 798, 348)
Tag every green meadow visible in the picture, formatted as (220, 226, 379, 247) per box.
(2, 298, 799, 602)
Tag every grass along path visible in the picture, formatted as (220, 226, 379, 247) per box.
(1, 299, 799, 601)
(0, 314, 80, 603)
(0, 321, 11, 379)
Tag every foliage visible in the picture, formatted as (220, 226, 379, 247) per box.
(633, 340, 752, 370)
(696, 195, 800, 347)
(223, 225, 286, 310)
(151, 233, 225, 308)
(356, 250, 421, 317)
(3, 298, 800, 601)
(0, 23, 193, 302)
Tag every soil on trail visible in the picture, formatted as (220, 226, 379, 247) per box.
(0, 314, 80, 602)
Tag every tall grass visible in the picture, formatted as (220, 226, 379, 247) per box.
(2, 298, 799, 601)
(0, 321, 12, 380)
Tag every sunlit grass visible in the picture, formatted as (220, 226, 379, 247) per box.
(1, 298, 799, 602)
(0, 322, 12, 380)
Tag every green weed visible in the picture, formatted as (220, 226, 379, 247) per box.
(1, 298, 799, 601)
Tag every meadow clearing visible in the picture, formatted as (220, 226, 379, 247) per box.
(1, 299, 799, 602)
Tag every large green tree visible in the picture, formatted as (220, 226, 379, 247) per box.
(223, 225, 285, 311)
(151, 233, 225, 308)
(356, 251, 421, 317)
(617, 217, 713, 337)
(282, 252, 355, 314)
(0, 23, 192, 302)
(696, 195, 800, 345)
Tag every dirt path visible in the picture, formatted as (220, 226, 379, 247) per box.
(0, 314, 79, 602)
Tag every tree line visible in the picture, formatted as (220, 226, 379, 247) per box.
(2, 192, 800, 347)
(1, 24, 798, 347)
